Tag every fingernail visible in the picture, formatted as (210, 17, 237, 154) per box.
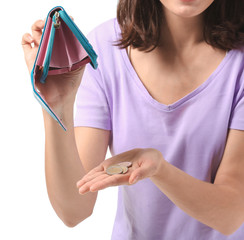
(28, 36, 33, 42)
(79, 189, 85, 195)
(90, 187, 97, 192)
(76, 181, 81, 188)
(131, 176, 139, 184)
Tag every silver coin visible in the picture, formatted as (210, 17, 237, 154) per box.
(120, 165, 128, 174)
(118, 161, 132, 168)
(106, 165, 123, 175)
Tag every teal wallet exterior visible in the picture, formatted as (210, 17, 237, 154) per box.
(31, 6, 98, 130)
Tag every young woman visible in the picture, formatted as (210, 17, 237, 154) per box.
(22, 0, 244, 239)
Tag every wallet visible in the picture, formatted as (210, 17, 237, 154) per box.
(31, 6, 98, 131)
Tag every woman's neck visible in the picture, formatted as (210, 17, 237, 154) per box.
(160, 8, 205, 54)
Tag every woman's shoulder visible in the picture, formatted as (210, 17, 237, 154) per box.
(232, 45, 244, 59)
(85, 18, 124, 69)
(236, 46, 244, 75)
(230, 46, 244, 87)
(86, 18, 119, 46)
(227, 46, 244, 77)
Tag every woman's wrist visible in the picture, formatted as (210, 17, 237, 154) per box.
(151, 151, 169, 182)
(150, 149, 169, 181)
(42, 102, 75, 131)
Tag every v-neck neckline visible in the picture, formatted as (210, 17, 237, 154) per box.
(115, 20, 234, 112)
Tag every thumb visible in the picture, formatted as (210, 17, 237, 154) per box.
(129, 163, 151, 185)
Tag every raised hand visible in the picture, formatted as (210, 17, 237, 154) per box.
(21, 19, 85, 113)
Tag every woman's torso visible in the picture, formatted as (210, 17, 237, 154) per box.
(74, 18, 244, 239)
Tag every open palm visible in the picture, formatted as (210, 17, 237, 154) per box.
(76, 148, 164, 194)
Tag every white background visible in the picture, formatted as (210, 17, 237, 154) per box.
(0, 1, 118, 239)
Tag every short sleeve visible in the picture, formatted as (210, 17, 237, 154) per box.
(229, 89, 244, 130)
(74, 63, 112, 130)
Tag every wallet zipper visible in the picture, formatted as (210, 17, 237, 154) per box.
(38, 7, 98, 84)
(53, 11, 61, 29)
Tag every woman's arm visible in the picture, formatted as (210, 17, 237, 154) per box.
(22, 20, 111, 227)
(43, 107, 92, 227)
(77, 129, 244, 235)
(150, 129, 244, 236)
(43, 106, 110, 227)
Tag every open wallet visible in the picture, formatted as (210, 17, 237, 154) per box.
(31, 6, 98, 131)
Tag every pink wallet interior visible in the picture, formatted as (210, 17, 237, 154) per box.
(35, 17, 90, 76)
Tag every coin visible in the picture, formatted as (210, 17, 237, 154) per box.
(118, 161, 132, 168)
(106, 165, 123, 175)
(106, 161, 132, 176)
(120, 165, 128, 174)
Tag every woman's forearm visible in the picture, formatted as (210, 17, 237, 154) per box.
(150, 157, 244, 236)
(43, 108, 96, 227)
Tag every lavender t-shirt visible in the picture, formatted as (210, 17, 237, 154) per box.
(74, 19, 244, 240)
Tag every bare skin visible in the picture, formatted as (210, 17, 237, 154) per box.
(22, 1, 244, 235)
(77, 0, 244, 235)
(22, 20, 111, 227)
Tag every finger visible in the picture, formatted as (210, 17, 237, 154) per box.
(21, 33, 34, 53)
(76, 170, 105, 188)
(31, 19, 45, 34)
(129, 169, 141, 185)
(76, 165, 104, 187)
(90, 174, 130, 192)
(76, 165, 104, 188)
(31, 19, 45, 47)
(129, 162, 153, 184)
(79, 174, 109, 194)
(85, 164, 104, 176)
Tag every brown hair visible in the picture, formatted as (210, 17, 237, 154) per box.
(116, 0, 244, 52)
